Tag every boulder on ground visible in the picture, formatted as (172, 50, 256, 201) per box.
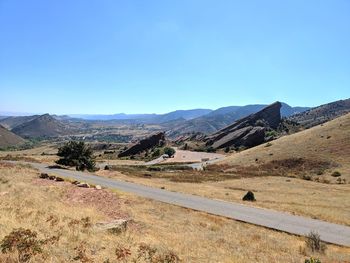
(55, 177, 64, 182)
(77, 182, 90, 188)
(72, 180, 80, 185)
(242, 191, 256, 201)
(48, 175, 56, 180)
(95, 185, 102, 190)
(95, 219, 129, 234)
(39, 173, 49, 179)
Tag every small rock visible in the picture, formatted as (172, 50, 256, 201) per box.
(160, 186, 165, 189)
(39, 173, 49, 179)
(48, 176, 56, 180)
(242, 191, 256, 201)
(104, 165, 110, 170)
(77, 183, 90, 188)
(55, 177, 64, 182)
(95, 219, 129, 234)
(72, 181, 80, 185)
(143, 173, 152, 178)
(95, 185, 102, 190)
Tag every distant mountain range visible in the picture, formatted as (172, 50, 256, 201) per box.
(64, 103, 308, 125)
(68, 109, 213, 122)
(1, 99, 349, 142)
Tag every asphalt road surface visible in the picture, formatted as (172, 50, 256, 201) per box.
(10, 161, 350, 247)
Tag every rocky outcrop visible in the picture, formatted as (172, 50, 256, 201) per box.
(173, 132, 206, 144)
(205, 102, 282, 149)
(118, 132, 165, 157)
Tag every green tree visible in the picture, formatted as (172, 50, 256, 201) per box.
(164, 147, 176, 157)
(151, 148, 161, 158)
(56, 141, 96, 171)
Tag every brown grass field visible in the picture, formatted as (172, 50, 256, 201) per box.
(1, 163, 350, 262)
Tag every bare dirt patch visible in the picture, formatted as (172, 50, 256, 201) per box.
(162, 149, 225, 164)
(64, 186, 128, 220)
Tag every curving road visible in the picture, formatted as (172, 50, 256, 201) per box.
(9, 161, 350, 247)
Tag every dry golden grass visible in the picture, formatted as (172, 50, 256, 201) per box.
(1, 163, 349, 262)
(97, 169, 350, 226)
(0, 144, 58, 164)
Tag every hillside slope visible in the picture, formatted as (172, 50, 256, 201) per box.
(288, 98, 350, 128)
(12, 114, 71, 138)
(0, 115, 39, 129)
(0, 125, 25, 148)
(217, 113, 350, 181)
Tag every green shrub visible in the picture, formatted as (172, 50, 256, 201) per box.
(206, 146, 216, 153)
(151, 148, 161, 158)
(305, 257, 321, 263)
(164, 147, 176, 157)
(147, 166, 162, 171)
(56, 141, 96, 172)
(331, 171, 341, 177)
(265, 130, 278, 138)
(302, 175, 312, 181)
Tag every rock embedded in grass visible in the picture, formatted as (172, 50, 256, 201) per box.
(55, 177, 64, 182)
(39, 173, 49, 179)
(95, 219, 129, 234)
(77, 182, 90, 188)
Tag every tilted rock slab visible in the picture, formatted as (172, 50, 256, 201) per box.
(205, 102, 282, 149)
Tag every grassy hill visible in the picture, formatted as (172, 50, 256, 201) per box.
(0, 125, 25, 148)
(215, 113, 350, 183)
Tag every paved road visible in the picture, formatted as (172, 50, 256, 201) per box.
(11, 161, 350, 247)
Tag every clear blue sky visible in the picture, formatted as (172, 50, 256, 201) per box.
(0, 0, 349, 114)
